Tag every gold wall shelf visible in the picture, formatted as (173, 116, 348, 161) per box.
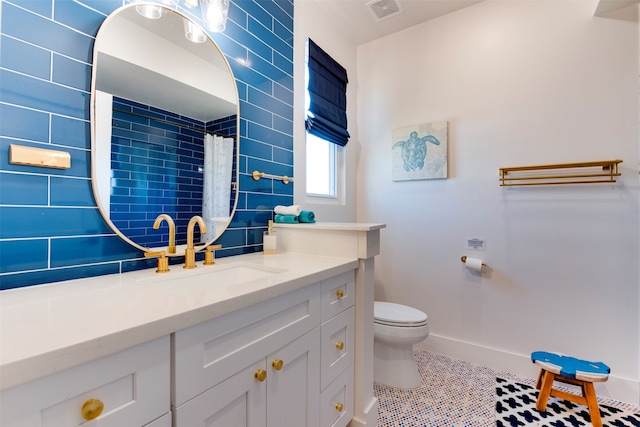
(9, 144, 71, 169)
(499, 160, 622, 187)
(252, 170, 293, 184)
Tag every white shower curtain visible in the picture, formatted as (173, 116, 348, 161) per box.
(201, 133, 234, 243)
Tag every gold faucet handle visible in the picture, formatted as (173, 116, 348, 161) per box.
(203, 244, 223, 266)
(145, 251, 170, 273)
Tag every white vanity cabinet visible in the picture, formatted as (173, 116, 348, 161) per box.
(172, 270, 355, 427)
(1, 244, 378, 427)
(0, 336, 170, 427)
(319, 273, 355, 427)
(276, 222, 385, 427)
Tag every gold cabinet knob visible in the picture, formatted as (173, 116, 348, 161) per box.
(81, 398, 104, 421)
(335, 341, 344, 350)
(272, 359, 284, 371)
(335, 402, 344, 412)
(254, 369, 267, 382)
(336, 289, 345, 299)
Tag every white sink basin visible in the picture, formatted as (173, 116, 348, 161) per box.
(136, 263, 287, 292)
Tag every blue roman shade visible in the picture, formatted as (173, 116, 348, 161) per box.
(306, 39, 350, 147)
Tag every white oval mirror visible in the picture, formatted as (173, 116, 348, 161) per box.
(91, 3, 239, 255)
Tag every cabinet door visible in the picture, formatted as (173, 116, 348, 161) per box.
(0, 337, 169, 427)
(267, 328, 320, 427)
(174, 360, 267, 427)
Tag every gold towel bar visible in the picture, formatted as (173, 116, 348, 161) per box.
(252, 170, 293, 184)
(499, 160, 622, 187)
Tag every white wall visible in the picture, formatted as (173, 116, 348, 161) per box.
(293, 1, 358, 222)
(356, 0, 640, 403)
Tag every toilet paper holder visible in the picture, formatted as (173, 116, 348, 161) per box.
(460, 256, 486, 266)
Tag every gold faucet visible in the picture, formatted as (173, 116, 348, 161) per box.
(184, 215, 207, 269)
(153, 214, 176, 255)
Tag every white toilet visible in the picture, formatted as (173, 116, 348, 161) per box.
(374, 301, 429, 389)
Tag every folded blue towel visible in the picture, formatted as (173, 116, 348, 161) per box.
(298, 211, 316, 223)
(274, 214, 298, 224)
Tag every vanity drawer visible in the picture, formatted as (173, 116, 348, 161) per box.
(320, 306, 355, 390)
(320, 364, 354, 427)
(174, 283, 321, 406)
(0, 336, 170, 427)
(320, 271, 355, 322)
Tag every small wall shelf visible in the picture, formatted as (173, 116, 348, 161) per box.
(499, 160, 622, 187)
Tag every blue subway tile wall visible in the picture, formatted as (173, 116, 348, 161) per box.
(0, 0, 294, 289)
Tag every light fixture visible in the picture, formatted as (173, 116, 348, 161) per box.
(135, 0, 229, 34)
(184, 20, 207, 43)
(135, 4, 164, 19)
(201, 0, 230, 33)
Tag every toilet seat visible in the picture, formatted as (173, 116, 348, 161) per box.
(374, 301, 428, 327)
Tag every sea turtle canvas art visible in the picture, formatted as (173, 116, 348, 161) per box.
(392, 121, 448, 181)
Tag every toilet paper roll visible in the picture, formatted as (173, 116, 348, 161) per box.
(464, 257, 484, 273)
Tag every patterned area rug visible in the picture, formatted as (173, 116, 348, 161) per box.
(495, 377, 640, 426)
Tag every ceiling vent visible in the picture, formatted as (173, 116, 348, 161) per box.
(365, 0, 404, 22)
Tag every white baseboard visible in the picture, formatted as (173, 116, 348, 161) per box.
(417, 334, 640, 406)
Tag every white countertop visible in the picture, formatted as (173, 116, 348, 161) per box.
(274, 222, 386, 231)
(0, 252, 359, 391)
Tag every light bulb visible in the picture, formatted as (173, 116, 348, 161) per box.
(201, 0, 230, 32)
(135, 4, 163, 19)
(184, 20, 207, 43)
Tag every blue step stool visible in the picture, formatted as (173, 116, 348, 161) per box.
(531, 351, 610, 427)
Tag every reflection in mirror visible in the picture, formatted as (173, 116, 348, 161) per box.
(91, 4, 239, 255)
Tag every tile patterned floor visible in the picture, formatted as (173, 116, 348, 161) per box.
(374, 349, 640, 427)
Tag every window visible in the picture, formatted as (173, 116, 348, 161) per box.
(306, 133, 336, 196)
(305, 39, 349, 198)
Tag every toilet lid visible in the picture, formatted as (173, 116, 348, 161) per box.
(374, 301, 428, 327)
